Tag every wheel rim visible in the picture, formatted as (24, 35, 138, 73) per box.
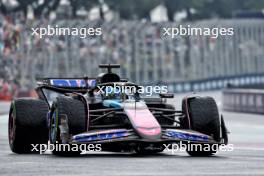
(50, 110, 57, 143)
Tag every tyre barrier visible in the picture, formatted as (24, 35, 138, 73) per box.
(222, 89, 264, 114)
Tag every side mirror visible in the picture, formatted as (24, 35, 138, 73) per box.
(159, 93, 174, 98)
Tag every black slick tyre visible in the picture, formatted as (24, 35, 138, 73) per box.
(182, 96, 221, 156)
(9, 99, 49, 154)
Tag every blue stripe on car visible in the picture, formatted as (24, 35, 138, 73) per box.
(103, 100, 122, 108)
(165, 130, 209, 142)
(72, 130, 128, 142)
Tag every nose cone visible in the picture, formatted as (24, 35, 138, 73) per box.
(137, 127, 161, 137)
(124, 102, 161, 139)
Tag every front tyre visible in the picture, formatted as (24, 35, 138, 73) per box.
(9, 99, 49, 154)
(182, 96, 221, 156)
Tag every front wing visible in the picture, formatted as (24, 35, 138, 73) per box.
(70, 128, 219, 144)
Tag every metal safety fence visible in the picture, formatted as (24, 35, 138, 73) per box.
(1, 18, 264, 91)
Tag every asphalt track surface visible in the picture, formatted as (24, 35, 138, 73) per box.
(0, 91, 264, 176)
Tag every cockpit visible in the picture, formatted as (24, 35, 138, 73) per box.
(92, 82, 140, 102)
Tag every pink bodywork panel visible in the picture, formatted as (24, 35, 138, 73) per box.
(125, 108, 161, 136)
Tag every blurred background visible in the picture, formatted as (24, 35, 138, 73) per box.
(0, 0, 264, 100)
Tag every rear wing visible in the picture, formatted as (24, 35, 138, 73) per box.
(36, 78, 97, 94)
(37, 78, 96, 88)
(34, 78, 97, 104)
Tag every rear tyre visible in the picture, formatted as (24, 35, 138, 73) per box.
(8, 99, 49, 154)
(181, 96, 221, 156)
(50, 96, 86, 156)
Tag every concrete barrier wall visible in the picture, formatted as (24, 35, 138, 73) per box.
(144, 73, 264, 93)
(222, 89, 264, 114)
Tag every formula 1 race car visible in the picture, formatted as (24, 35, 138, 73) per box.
(8, 64, 228, 156)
